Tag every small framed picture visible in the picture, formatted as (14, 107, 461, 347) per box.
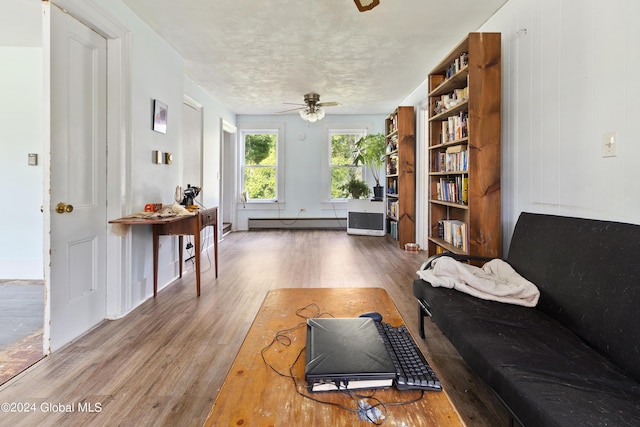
(152, 99, 168, 134)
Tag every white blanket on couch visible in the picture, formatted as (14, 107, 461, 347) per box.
(417, 257, 540, 307)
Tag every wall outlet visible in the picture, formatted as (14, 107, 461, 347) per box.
(602, 132, 617, 157)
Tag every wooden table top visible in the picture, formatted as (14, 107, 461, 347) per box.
(204, 287, 464, 426)
(109, 213, 196, 225)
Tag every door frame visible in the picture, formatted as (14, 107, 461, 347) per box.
(43, 0, 131, 352)
(219, 119, 237, 237)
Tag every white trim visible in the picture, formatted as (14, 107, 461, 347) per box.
(237, 122, 286, 204)
(415, 98, 430, 249)
(222, 118, 237, 134)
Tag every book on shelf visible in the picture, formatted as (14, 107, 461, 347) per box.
(390, 221, 398, 240)
(445, 51, 469, 78)
(387, 155, 398, 175)
(435, 146, 467, 174)
(387, 200, 399, 218)
(386, 135, 398, 152)
(387, 114, 398, 135)
(433, 87, 468, 116)
(436, 176, 468, 204)
(438, 219, 468, 252)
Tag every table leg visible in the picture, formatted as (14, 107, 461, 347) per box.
(214, 219, 218, 278)
(152, 225, 159, 298)
(178, 235, 184, 278)
(193, 217, 201, 296)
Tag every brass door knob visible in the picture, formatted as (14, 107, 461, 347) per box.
(56, 202, 74, 214)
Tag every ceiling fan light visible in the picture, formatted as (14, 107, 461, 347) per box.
(299, 107, 323, 123)
(354, 0, 380, 12)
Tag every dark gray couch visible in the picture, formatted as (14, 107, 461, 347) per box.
(413, 212, 640, 426)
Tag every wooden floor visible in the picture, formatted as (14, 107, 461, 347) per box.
(0, 280, 45, 385)
(0, 230, 510, 426)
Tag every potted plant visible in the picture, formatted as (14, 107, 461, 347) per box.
(340, 176, 371, 199)
(354, 133, 386, 200)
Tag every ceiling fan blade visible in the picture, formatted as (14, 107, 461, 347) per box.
(317, 102, 341, 107)
(282, 102, 306, 106)
(276, 106, 306, 113)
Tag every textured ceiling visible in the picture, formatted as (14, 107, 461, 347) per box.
(121, 0, 507, 115)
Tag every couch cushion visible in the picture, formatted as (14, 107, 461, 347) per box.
(414, 279, 640, 426)
(506, 213, 640, 383)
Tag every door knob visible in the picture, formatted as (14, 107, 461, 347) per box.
(56, 202, 74, 214)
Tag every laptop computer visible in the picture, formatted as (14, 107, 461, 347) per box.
(305, 317, 396, 392)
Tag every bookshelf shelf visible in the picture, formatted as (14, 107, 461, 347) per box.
(427, 32, 502, 258)
(429, 100, 469, 122)
(429, 67, 469, 97)
(385, 106, 415, 247)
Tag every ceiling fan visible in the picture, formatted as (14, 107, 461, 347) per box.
(278, 93, 341, 122)
(354, 0, 380, 12)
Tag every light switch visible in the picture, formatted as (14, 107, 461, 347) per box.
(28, 153, 38, 166)
(602, 132, 617, 157)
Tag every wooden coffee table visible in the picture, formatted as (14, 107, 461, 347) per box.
(204, 287, 464, 426)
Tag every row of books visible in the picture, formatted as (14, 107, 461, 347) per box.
(389, 221, 398, 241)
(435, 146, 468, 173)
(440, 111, 468, 143)
(386, 177, 398, 195)
(433, 86, 469, 116)
(436, 176, 468, 204)
(387, 114, 398, 135)
(387, 200, 399, 219)
(438, 219, 468, 252)
(445, 51, 469, 79)
(386, 135, 398, 153)
(387, 155, 398, 175)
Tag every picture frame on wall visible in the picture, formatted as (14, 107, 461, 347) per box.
(153, 99, 168, 134)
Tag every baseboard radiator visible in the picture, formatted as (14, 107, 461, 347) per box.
(248, 217, 346, 230)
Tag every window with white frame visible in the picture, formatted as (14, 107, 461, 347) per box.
(328, 129, 366, 200)
(240, 128, 281, 202)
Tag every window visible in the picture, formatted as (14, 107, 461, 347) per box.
(241, 129, 279, 202)
(328, 130, 366, 200)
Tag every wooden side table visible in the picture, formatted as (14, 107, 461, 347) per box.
(109, 207, 218, 297)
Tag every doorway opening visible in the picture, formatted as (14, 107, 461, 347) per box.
(220, 119, 237, 237)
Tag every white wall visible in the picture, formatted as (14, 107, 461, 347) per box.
(87, 0, 236, 309)
(0, 0, 42, 279)
(480, 0, 640, 251)
(406, 0, 640, 253)
(235, 114, 386, 230)
(0, 47, 43, 279)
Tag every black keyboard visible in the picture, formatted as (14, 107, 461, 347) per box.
(376, 322, 442, 391)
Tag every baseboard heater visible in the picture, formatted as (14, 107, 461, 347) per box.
(248, 218, 346, 230)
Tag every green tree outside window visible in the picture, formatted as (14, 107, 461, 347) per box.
(331, 132, 364, 199)
(244, 133, 277, 200)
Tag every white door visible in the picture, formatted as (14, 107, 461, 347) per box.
(47, 5, 107, 351)
(181, 100, 203, 264)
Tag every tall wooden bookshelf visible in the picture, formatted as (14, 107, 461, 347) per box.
(427, 32, 502, 258)
(385, 106, 415, 247)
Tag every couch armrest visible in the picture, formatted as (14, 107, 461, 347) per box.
(418, 252, 494, 271)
